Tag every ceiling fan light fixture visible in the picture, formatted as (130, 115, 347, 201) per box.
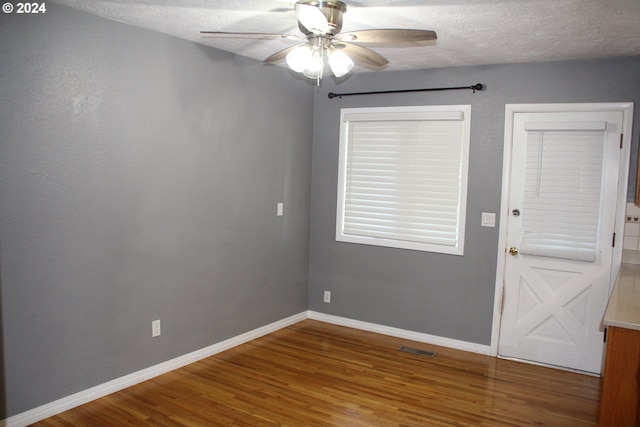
(286, 44, 312, 72)
(328, 48, 354, 77)
(202, 1, 438, 85)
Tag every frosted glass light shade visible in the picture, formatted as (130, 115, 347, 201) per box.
(286, 45, 312, 73)
(328, 49, 354, 77)
(303, 49, 323, 79)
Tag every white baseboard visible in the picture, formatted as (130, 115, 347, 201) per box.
(308, 311, 492, 355)
(1, 311, 308, 427)
(3, 310, 491, 427)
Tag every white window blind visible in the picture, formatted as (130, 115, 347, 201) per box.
(519, 126, 606, 262)
(336, 105, 470, 255)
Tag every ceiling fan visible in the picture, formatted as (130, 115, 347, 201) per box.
(200, 0, 437, 84)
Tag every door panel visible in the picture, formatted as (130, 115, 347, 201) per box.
(498, 110, 622, 374)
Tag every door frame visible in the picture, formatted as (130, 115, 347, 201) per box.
(490, 102, 634, 358)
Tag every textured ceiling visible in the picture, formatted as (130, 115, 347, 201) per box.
(53, 0, 640, 74)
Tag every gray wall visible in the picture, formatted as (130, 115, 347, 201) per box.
(0, 4, 313, 417)
(309, 58, 640, 345)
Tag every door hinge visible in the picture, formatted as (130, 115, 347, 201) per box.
(612, 232, 616, 247)
(620, 134, 624, 149)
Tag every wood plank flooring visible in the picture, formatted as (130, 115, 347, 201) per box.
(34, 320, 601, 426)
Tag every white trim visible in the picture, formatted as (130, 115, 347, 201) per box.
(308, 311, 491, 355)
(491, 102, 634, 357)
(3, 309, 500, 426)
(611, 104, 634, 289)
(1, 312, 308, 427)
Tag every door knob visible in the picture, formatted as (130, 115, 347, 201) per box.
(509, 247, 519, 256)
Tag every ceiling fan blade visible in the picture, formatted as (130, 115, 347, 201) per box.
(338, 42, 389, 69)
(200, 31, 303, 41)
(263, 43, 306, 64)
(295, 3, 330, 34)
(337, 29, 437, 44)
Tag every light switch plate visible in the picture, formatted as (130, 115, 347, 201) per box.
(481, 212, 496, 227)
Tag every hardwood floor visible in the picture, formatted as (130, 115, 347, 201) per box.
(34, 320, 601, 426)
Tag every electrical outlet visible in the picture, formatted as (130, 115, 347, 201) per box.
(277, 202, 284, 217)
(152, 320, 161, 337)
(323, 290, 331, 303)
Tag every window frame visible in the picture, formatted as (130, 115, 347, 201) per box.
(335, 104, 471, 255)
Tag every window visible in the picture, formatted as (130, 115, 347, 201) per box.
(519, 121, 607, 262)
(336, 105, 471, 255)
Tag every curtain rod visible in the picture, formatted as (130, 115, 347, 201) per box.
(327, 83, 484, 99)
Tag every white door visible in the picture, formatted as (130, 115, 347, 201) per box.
(498, 110, 623, 374)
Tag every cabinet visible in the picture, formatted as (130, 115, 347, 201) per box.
(601, 263, 640, 426)
(600, 326, 640, 426)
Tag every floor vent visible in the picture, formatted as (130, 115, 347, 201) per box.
(399, 346, 437, 358)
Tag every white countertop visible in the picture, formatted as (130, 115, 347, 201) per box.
(604, 263, 640, 331)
